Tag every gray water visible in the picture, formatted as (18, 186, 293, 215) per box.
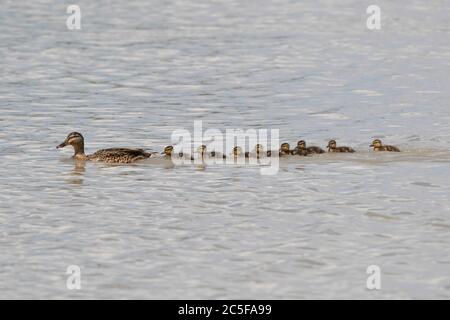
(1, 0, 450, 299)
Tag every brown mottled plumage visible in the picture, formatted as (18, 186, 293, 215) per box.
(370, 139, 400, 152)
(279, 143, 293, 156)
(327, 140, 355, 153)
(232, 146, 242, 157)
(294, 140, 324, 156)
(57, 132, 156, 163)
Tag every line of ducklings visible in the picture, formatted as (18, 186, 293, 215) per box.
(163, 139, 399, 159)
(57, 132, 400, 164)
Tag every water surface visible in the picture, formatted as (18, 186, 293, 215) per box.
(1, 0, 450, 299)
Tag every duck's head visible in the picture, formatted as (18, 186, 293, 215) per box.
(163, 145, 174, 156)
(327, 140, 337, 149)
(57, 132, 85, 155)
(197, 145, 207, 155)
(297, 140, 306, 149)
(370, 139, 382, 148)
(280, 143, 290, 153)
(255, 144, 264, 154)
(232, 146, 242, 156)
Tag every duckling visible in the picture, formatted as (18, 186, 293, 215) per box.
(163, 145, 194, 160)
(197, 145, 208, 159)
(254, 144, 266, 158)
(279, 142, 293, 156)
(327, 140, 355, 153)
(198, 145, 226, 159)
(162, 145, 174, 157)
(294, 140, 325, 155)
(57, 132, 157, 163)
(232, 146, 243, 157)
(370, 139, 400, 152)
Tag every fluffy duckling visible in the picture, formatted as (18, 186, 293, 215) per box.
(162, 145, 174, 157)
(279, 143, 293, 156)
(232, 146, 243, 157)
(258, 145, 276, 157)
(294, 140, 325, 155)
(254, 144, 266, 158)
(370, 139, 400, 152)
(162, 145, 195, 161)
(197, 145, 207, 158)
(57, 132, 157, 163)
(327, 140, 355, 153)
(200, 145, 226, 159)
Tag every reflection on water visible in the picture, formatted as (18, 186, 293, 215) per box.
(1, 0, 450, 299)
(66, 161, 86, 185)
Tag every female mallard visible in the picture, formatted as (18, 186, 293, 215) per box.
(57, 132, 157, 163)
(327, 140, 355, 153)
(370, 139, 400, 152)
(294, 140, 325, 155)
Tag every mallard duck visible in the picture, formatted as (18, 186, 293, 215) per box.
(57, 132, 157, 163)
(370, 139, 400, 152)
(327, 140, 355, 153)
(279, 142, 293, 156)
(294, 140, 325, 155)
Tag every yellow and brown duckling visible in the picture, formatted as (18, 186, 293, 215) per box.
(279, 142, 293, 156)
(294, 140, 325, 155)
(198, 145, 226, 159)
(163, 145, 194, 160)
(197, 145, 208, 158)
(370, 139, 400, 152)
(162, 145, 174, 157)
(327, 140, 355, 153)
(255, 144, 275, 157)
(57, 132, 157, 163)
(254, 144, 266, 158)
(232, 146, 243, 157)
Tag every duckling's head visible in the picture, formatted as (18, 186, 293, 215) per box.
(197, 145, 207, 155)
(163, 145, 174, 156)
(255, 144, 264, 154)
(370, 139, 383, 148)
(297, 140, 306, 149)
(57, 132, 85, 155)
(327, 140, 337, 149)
(280, 143, 290, 152)
(232, 146, 242, 156)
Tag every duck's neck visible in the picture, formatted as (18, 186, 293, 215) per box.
(73, 142, 86, 158)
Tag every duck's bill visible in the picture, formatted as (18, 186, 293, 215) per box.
(369, 144, 374, 147)
(56, 142, 67, 149)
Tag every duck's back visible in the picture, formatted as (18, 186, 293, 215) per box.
(333, 146, 355, 153)
(381, 145, 400, 152)
(89, 148, 154, 163)
(306, 146, 325, 154)
(292, 147, 308, 156)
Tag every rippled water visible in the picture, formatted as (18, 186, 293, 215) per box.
(1, 0, 450, 299)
